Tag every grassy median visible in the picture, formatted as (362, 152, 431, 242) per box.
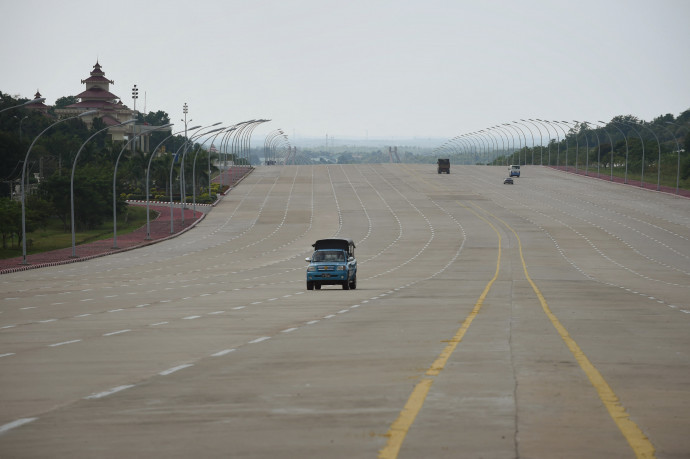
(0, 206, 155, 259)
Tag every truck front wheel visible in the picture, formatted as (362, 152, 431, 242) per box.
(349, 274, 357, 290)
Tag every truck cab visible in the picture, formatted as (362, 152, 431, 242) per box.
(509, 164, 521, 177)
(305, 238, 357, 290)
(437, 158, 450, 174)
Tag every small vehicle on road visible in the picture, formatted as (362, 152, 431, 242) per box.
(306, 238, 357, 290)
(437, 158, 450, 174)
(503, 177, 514, 184)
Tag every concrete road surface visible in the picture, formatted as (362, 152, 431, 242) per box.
(1, 165, 688, 458)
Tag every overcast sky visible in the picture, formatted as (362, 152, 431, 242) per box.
(2, 0, 689, 145)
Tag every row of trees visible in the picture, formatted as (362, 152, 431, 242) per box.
(0, 92, 233, 250)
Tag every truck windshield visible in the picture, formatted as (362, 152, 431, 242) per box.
(312, 251, 345, 262)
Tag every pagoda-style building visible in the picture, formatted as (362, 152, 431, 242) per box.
(55, 61, 165, 150)
(26, 90, 50, 115)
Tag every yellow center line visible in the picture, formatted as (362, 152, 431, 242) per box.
(385, 165, 655, 458)
(378, 201, 502, 459)
(475, 203, 656, 459)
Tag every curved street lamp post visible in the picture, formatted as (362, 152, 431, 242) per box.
(502, 124, 524, 166)
(600, 121, 630, 184)
(145, 126, 201, 239)
(531, 119, 552, 166)
(71, 118, 137, 258)
(190, 126, 226, 215)
(664, 121, 686, 195)
(20, 109, 99, 264)
(615, 121, 646, 188)
(573, 121, 588, 175)
(112, 123, 173, 248)
(0, 97, 45, 114)
(593, 122, 615, 181)
(558, 121, 578, 174)
(522, 119, 544, 165)
(628, 121, 662, 191)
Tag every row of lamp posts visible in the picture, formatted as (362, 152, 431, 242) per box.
(437, 118, 684, 195)
(14, 95, 282, 265)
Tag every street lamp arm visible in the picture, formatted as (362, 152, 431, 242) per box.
(112, 123, 173, 248)
(0, 97, 47, 114)
(20, 109, 100, 264)
(71, 118, 137, 257)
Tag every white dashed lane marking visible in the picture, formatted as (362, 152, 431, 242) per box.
(159, 364, 194, 376)
(211, 349, 236, 357)
(84, 385, 135, 400)
(248, 337, 271, 344)
(49, 339, 81, 347)
(0, 418, 38, 435)
(103, 329, 131, 337)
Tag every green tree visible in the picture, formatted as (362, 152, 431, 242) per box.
(0, 197, 21, 248)
(52, 96, 79, 109)
(337, 153, 354, 164)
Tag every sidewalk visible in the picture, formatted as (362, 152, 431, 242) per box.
(0, 167, 252, 274)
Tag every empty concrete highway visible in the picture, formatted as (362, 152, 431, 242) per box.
(1, 164, 688, 458)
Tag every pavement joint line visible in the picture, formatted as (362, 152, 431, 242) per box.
(482, 202, 657, 458)
(378, 175, 494, 458)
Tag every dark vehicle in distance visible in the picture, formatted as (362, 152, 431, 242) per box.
(305, 238, 357, 290)
(504, 177, 514, 184)
(437, 158, 450, 174)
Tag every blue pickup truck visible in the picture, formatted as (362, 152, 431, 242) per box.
(305, 238, 357, 290)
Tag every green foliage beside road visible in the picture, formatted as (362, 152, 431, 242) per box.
(0, 205, 152, 259)
(1, 92, 219, 249)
